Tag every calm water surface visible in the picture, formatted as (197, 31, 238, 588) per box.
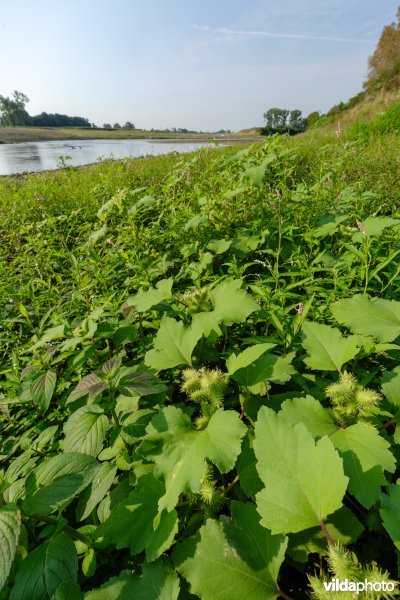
(0, 138, 211, 176)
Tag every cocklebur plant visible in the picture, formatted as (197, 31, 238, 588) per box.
(309, 544, 397, 600)
(181, 367, 228, 427)
(326, 372, 382, 425)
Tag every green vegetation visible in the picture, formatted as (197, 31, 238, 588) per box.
(1, 109, 400, 598)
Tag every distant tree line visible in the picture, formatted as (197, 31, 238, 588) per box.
(103, 122, 136, 129)
(0, 91, 93, 127)
(0, 91, 137, 129)
(262, 108, 308, 136)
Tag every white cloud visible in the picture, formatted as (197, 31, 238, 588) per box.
(193, 25, 374, 44)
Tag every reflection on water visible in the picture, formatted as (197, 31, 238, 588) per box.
(0, 138, 211, 176)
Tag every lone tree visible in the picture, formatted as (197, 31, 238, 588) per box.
(364, 7, 400, 91)
(0, 90, 30, 126)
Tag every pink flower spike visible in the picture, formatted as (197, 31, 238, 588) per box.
(356, 219, 367, 235)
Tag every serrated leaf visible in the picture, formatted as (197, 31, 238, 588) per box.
(117, 365, 167, 397)
(192, 279, 259, 336)
(302, 321, 359, 372)
(331, 295, 400, 342)
(140, 407, 246, 512)
(228, 345, 296, 387)
(67, 373, 107, 404)
(126, 278, 174, 312)
(254, 407, 348, 533)
(280, 395, 337, 438)
(11, 533, 77, 600)
(331, 423, 395, 508)
(84, 560, 179, 600)
(145, 317, 202, 371)
(97, 474, 178, 562)
(380, 484, 400, 549)
(31, 370, 57, 411)
(23, 453, 100, 515)
(174, 502, 287, 600)
(0, 504, 21, 590)
(237, 434, 263, 500)
(76, 463, 117, 521)
(381, 366, 400, 407)
(63, 406, 109, 457)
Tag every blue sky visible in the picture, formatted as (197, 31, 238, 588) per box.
(0, 1, 398, 130)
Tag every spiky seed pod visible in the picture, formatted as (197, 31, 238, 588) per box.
(309, 544, 397, 600)
(183, 289, 210, 314)
(181, 368, 228, 412)
(326, 372, 357, 405)
(181, 368, 202, 396)
(195, 414, 210, 430)
(327, 544, 359, 582)
(355, 388, 381, 417)
(326, 372, 382, 426)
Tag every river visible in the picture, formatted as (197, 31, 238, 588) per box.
(0, 138, 212, 176)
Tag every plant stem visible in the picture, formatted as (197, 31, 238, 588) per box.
(319, 519, 334, 546)
(30, 513, 93, 546)
(224, 475, 239, 496)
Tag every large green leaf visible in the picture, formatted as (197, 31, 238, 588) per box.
(331, 295, 400, 342)
(31, 370, 57, 411)
(174, 502, 287, 600)
(140, 407, 246, 512)
(280, 395, 337, 438)
(84, 560, 179, 600)
(67, 373, 107, 404)
(145, 317, 202, 370)
(11, 533, 77, 600)
(237, 434, 263, 500)
(302, 321, 359, 372)
(227, 343, 295, 386)
(116, 364, 167, 397)
(23, 453, 100, 515)
(254, 407, 348, 533)
(126, 278, 174, 312)
(0, 504, 21, 591)
(97, 474, 178, 561)
(76, 463, 117, 521)
(63, 406, 109, 457)
(192, 279, 259, 336)
(280, 397, 395, 509)
(380, 484, 400, 550)
(381, 366, 400, 407)
(331, 424, 395, 508)
(352, 216, 400, 243)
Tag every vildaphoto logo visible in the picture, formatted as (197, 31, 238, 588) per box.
(323, 578, 397, 594)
